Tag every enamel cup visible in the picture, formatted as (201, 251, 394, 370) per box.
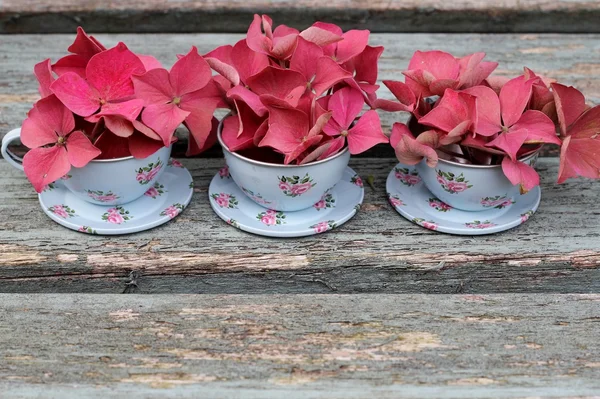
(1, 128, 171, 205)
(415, 149, 540, 211)
(217, 123, 351, 212)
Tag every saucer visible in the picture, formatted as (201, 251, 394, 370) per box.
(38, 159, 194, 235)
(386, 163, 541, 235)
(209, 166, 364, 237)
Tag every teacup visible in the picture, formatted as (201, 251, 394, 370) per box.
(2, 127, 171, 205)
(217, 123, 351, 212)
(415, 149, 540, 211)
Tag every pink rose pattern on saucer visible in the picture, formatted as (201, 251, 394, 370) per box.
(168, 158, 184, 168)
(310, 220, 336, 233)
(388, 193, 404, 208)
(481, 195, 515, 209)
(242, 187, 272, 205)
(351, 174, 363, 187)
(218, 165, 230, 179)
(465, 220, 497, 229)
(136, 158, 163, 185)
(48, 204, 76, 219)
(144, 182, 166, 199)
(211, 193, 239, 209)
(394, 167, 421, 186)
(436, 170, 472, 194)
(520, 210, 534, 223)
(256, 209, 286, 226)
(412, 218, 438, 231)
(160, 203, 185, 219)
(428, 197, 452, 212)
(86, 189, 120, 203)
(313, 192, 335, 211)
(101, 206, 133, 225)
(78, 226, 97, 234)
(278, 173, 316, 197)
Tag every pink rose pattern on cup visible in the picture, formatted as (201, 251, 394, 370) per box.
(412, 218, 438, 231)
(465, 220, 497, 229)
(136, 158, 163, 185)
(480, 195, 515, 209)
(310, 220, 336, 233)
(218, 165, 230, 179)
(101, 206, 133, 224)
(278, 173, 316, 197)
(388, 194, 405, 208)
(48, 204, 76, 219)
(436, 170, 473, 194)
(256, 209, 286, 226)
(394, 167, 421, 186)
(520, 210, 534, 223)
(313, 193, 335, 211)
(160, 203, 185, 219)
(168, 158, 184, 168)
(78, 226, 97, 234)
(144, 182, 166, 199)
(211, 192, 239, 209)
(351, 174, 363, 187)
(428, 197, 452, 212)
(86, 190, 120, 203)
(242, 187, 272, 205)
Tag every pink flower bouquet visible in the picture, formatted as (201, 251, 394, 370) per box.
(381, 50, 600, 193)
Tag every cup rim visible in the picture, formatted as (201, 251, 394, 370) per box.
(89, 144, 172, 163)
(436, 146, 542, 169)
(217, 114, 349, 169)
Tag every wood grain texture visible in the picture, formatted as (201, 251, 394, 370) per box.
(1, 157, 599, 294)
(1, 294, 599, 397)
(2, 0, 600, 33)
(2, 32, 600, 158)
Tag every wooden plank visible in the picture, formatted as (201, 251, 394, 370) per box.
(1, 33, 600, 158)
(1, 157, 600, 294)
(2, 0, 600, 33)
(1, 294, 599, 397)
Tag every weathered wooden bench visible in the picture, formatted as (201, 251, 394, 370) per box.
(1, 5, 600, 396)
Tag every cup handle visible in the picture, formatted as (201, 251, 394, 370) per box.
(1, 128, 24, 171)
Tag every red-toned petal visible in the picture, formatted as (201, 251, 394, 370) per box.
(246, 66, 306, 108)
(390, 122, 411, 149)
(180, 102, 219, 151)
(346, 110, 388, 155)
(231, 39, 270, 84)
(271, 34, 299, 60)
(137, 54, 163, 71)
(512, 110, 561, 145)
(419, 89, 476, 135)
(403, 69, 436, 98)
(34, 59, 55, 98)
(283, 135, 323, 165)
(485, 129, 528, 160)
(407, 50, 460, 81)
(128, 130, 164, 159)
(66, 130, 102, 167)
(50, 72, 100, 117)
(141, 103, 190, 146)
(204, 44, 240, 86)
(551, 82, 587, 136)
(87, 99, 144, 123)
(227, 85, 268, 117)
(299, 136, 345, 164)
(103, 116, 134, 137)
(328, 87, 365, 130)
(299, 26, 342, 47)
(52, 54, 88, 78)
(308, 112, 332, 138)
(396, 133, 439, 167)
(187, 116, 218, 156)
(260, 107, 309, 153)
(335, 29, 369, 64)
(501, 156, 540, 193)
(170, 46, 212, 96)
(484, 76, 510, 94)
(311, 57, 353, 96)
(379, 80, 416, 112)
(429, 78, 460, 97)
(132, 119, 161, 141)
(352, 45, 384, 85)
(457, 52, 498, 89)
(21, 95, 74, 147)
(460, 134, 505, 155)
(557, 134, 600, 183)
(132, 68, 174, 105)
(499, 75, 534, 128)
(86, 42, 145, 101)
(567, 105, 600, 139)
(221, 113, 254, 152)
(68, 27, 105, 57)
(462, 85, 502, 136)
(290, 37, 323, 80)
(246, 14, 273, 57)
(23, 146, 70, 193)
(93, 130, 131, 159)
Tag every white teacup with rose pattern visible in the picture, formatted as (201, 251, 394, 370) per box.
(217, 125, 351, 212)
(1, 127, 171, 206)
(414, 149, 540, 212)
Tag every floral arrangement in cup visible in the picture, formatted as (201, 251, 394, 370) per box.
(205, 14, 389, 165)
(380, 50, 600, 192)
(19, 27, 222, 192)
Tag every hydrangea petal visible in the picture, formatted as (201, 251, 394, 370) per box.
(170, 46, 212, 96)
(311, 57, 353, 96)
(128, 130, 164, 159)
(334, 30, 369, 64)
(551, 83, 587, 136)
(34, 59, 55, 98)
(501, 156, 540, 194)
(328, 87, 365, 130)
(141, 103, 190, 146)
(52, 54, 88, 78)
(499, 75, 534, 128)
(346, 110, 388, 154)
(50, 72, 100, 117)
(132, 68, 174, 105)
(23, 146, 70, 193)
(66, 130, 101, 167)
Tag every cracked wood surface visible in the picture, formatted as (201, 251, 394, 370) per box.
(1, 157, 599, 293)
(2, 0, 600, 33)
(1, 294, 599, 397)
(2, 33, 600, 158)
